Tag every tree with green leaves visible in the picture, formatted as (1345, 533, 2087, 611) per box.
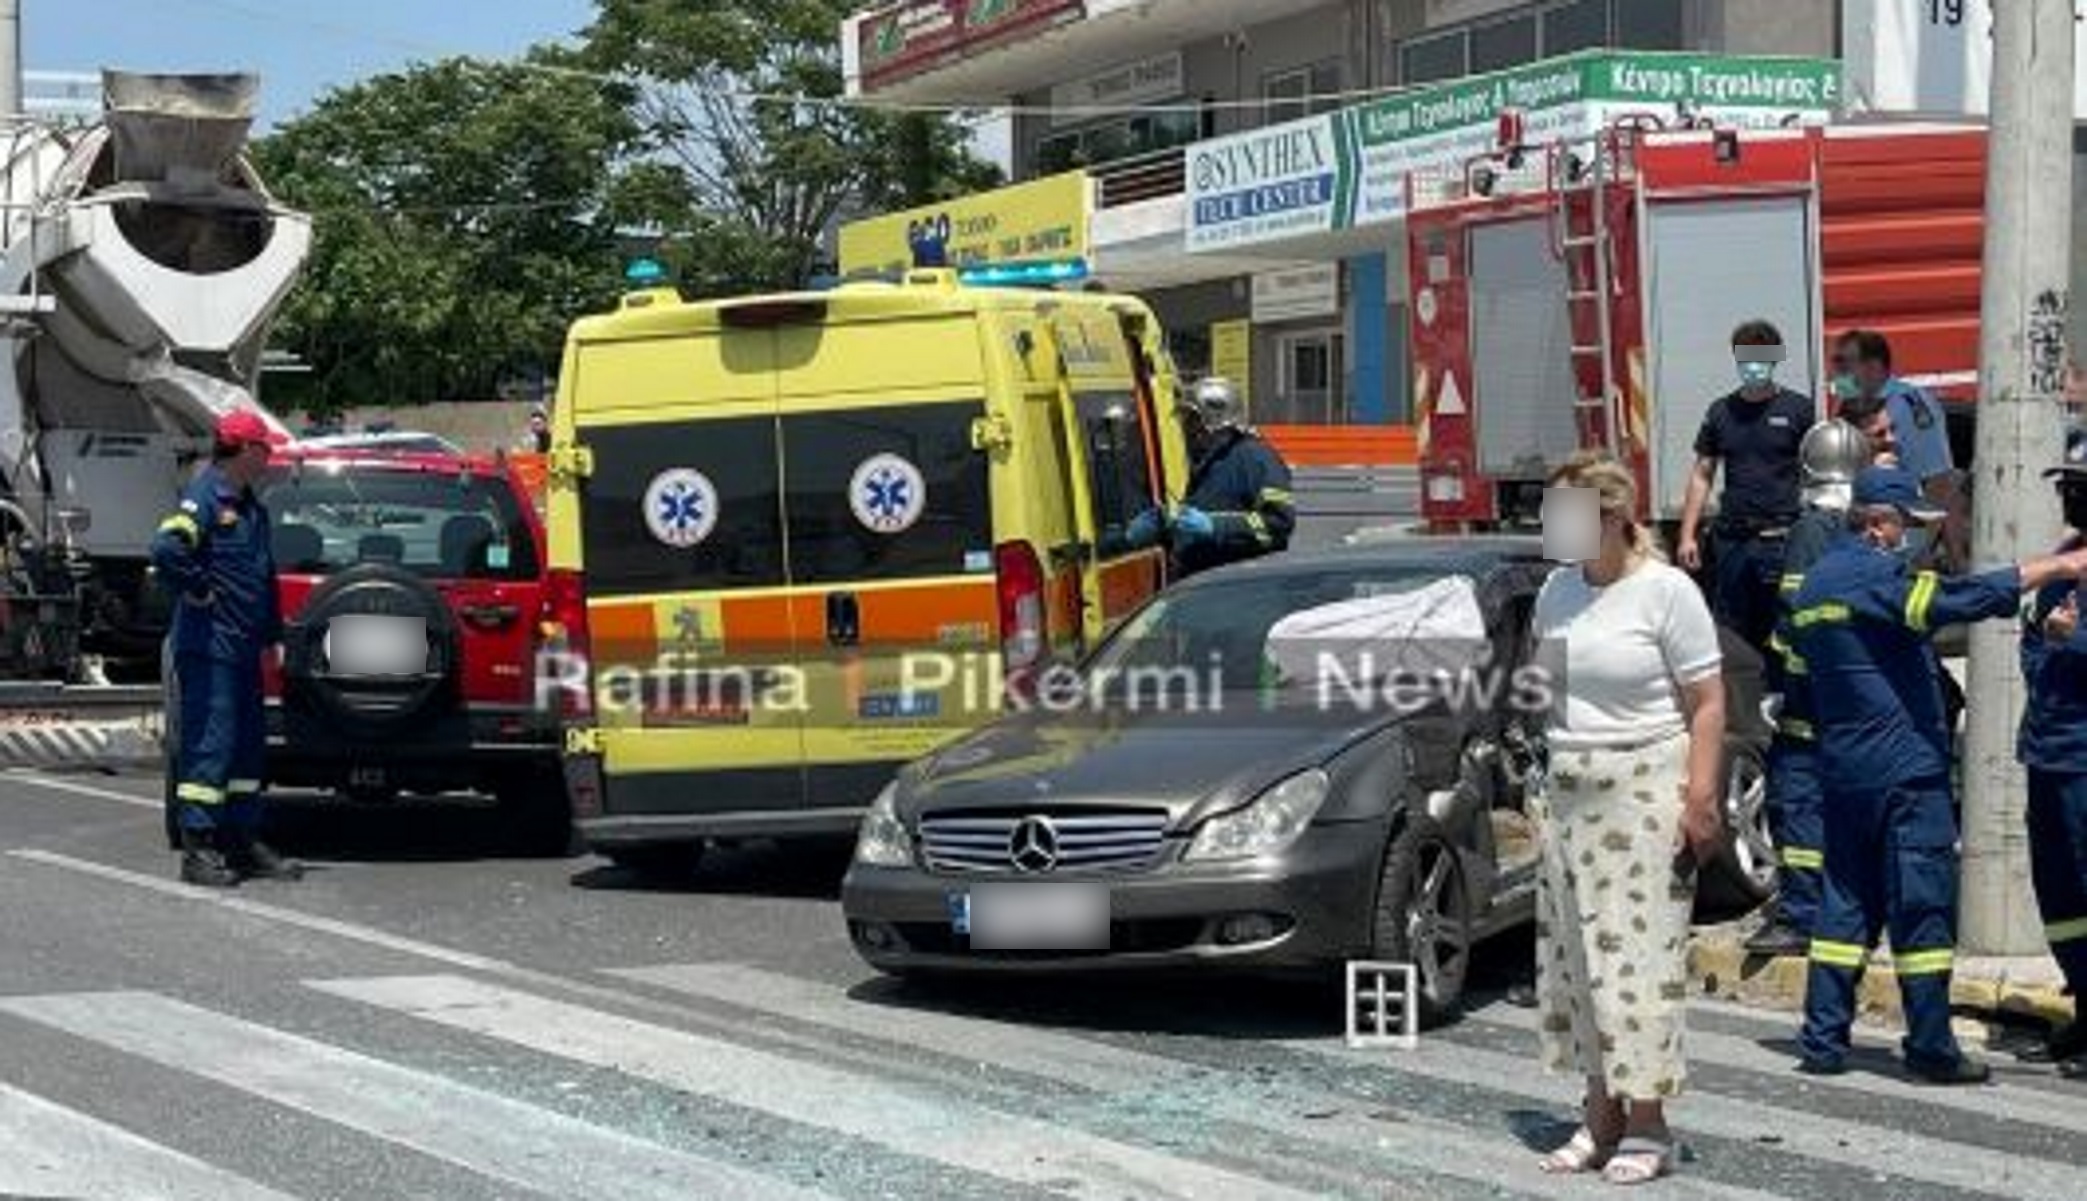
(253, 50, 641, 412)
(581, 0, 1003, 292)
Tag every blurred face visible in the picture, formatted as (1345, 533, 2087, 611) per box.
(1540, 485, 1601, 562)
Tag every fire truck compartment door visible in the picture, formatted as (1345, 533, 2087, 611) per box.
(1643, 196, 1818, 518)
(1469, 219, 1580, 479)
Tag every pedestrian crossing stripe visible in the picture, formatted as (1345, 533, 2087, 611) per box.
(0, 968, 2085, 1201)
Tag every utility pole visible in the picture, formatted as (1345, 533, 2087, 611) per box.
(1960, 0, 2077, 956)
(0, 1, 19, 118)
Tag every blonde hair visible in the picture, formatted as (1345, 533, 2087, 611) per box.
(1549, 449, 1662, 563)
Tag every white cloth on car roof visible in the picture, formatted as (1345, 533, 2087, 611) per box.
(1262, 575, 1489, 693)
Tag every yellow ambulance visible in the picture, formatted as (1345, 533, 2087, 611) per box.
(541, 269, 1191, 873)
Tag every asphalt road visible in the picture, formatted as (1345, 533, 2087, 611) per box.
(2, 770, 2084, 1201)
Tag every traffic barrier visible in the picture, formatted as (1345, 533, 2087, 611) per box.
(0, 685, 165, 770)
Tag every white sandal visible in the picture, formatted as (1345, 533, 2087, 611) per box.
(1601, 1136, 1676, 1185)
(1538, 1127, 1617, 1174)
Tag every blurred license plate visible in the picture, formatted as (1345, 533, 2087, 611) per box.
(326, 616, 427, 676)
(960, 883, 1108, 951)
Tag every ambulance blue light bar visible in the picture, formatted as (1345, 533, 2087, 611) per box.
(958, 259, 1090, 288)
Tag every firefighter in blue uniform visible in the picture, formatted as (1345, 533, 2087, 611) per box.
(1748, 419, 1871, 957)
(2017, 431, 2087, 1076)
(1126, 377, 1295, 577)
(151, 409, 300, 887)
(1791, 466, 2087, 1082)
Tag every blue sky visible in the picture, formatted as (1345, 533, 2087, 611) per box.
(33, 1, 596, 128)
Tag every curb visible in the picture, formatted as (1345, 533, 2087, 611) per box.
(1688, 925, 2076, 1034)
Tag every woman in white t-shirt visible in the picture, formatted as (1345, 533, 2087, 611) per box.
(1529, 451, 1727, 1186)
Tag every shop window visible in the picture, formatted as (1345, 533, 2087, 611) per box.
(1471, 16, 1539, 74)
(1614, 0, 1686, 50)
(1543, 0, 1610, 55)
(1030, 109, 1205, 176)
(1399, 31, 1468, 85)
(1264, 61, 1344, 125)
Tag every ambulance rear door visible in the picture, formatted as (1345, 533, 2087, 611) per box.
(773, 312, 1000, 804)
(570, 328, 807, 816)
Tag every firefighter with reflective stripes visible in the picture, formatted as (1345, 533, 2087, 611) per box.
(1789, 466, 2087, 1082)
(1748, 419, 1870, 957)
(2016, 432, 2087, 1076)
(150, 409, 300, 888)
(1129, 377, 1295, 577)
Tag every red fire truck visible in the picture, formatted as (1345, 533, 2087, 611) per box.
(1407, 117, 1986, 529)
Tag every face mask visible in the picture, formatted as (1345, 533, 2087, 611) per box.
(1738, 361, 1776, 388)
(1832, 373, 1859, 401)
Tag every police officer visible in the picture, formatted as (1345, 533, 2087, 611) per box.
(1748, 419, 1871, 957)
(1791, 466, 2087, 1082)
(1128, 377, 1296, 577)
(1833, 329, 1963, 568)
(2017, 431, 2087, 1075)
(151, 409, 300, 887)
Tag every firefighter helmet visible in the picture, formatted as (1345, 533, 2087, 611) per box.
(1187, 377, 1246, 431)
(1799, 418, 1869, 509)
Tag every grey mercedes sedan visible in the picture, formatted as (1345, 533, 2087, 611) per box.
(840, 538, 1770, 1022)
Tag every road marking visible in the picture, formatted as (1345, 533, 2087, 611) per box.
(0, 1082, 296, 1201)
(1473, 997, 2087, 1136)
(4, 771, 162, 810)
(314, 973, 1322, 1201)
(611, 963, 1783, 1201)
(1291, 1011, 2087, 1200)
(8, 849, 516, 974)
(613, 962, 1172, 1093)
(0, 990, 834, 1201)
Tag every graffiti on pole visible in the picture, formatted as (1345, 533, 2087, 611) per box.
(2029, 288, 2070, 397)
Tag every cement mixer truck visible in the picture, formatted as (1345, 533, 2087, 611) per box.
(0, 71, 308, 682)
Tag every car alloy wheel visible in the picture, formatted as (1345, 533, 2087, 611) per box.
(1407, 841, 1472, 1009)
(1721, 746, 1774, 894)
(1372, 815, 1474, 1026)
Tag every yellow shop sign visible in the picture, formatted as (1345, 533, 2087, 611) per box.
(839, 171, 1091, 277)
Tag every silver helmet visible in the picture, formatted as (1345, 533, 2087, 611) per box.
(1186, 376, 1246, 431)
(1799, 418, 1870, 509)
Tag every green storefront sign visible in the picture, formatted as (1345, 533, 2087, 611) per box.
(1185, 49, 1842, 253)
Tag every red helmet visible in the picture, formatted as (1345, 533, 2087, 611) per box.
(215, 408, 275, 450)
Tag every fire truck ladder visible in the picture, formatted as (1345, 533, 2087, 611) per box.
(1548, 133, 1618, 456)
(0, 120, 59, 328)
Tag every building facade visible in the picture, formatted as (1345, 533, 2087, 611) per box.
(841, 1, 2077, 452)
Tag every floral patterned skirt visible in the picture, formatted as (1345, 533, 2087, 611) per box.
(1531, 734, 1697, 1100)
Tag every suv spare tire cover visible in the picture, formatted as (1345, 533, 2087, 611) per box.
(284, 561, 460, 734)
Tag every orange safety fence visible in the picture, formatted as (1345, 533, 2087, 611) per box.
(1258, 426, 1419, 468)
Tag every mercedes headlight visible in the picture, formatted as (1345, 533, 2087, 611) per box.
(853, 781, 912, 868)
(1184, 769, 1331, 863)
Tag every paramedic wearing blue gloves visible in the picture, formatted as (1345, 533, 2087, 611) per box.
(1791, 466, 2087, 1083)
(1126, 377, 1294, 578)
(2016, 433, 2087, 1076)
(151, 408, 301, 888)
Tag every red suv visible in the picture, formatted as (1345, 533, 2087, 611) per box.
(176, 448, 579, 853)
